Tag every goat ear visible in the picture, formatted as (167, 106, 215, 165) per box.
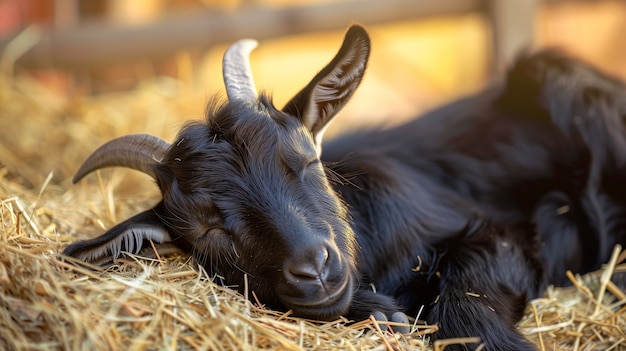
(283, 25, 371, 151)
(62, 203, 172, 266)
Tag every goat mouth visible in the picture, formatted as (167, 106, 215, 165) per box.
(281, 275, 353, 320)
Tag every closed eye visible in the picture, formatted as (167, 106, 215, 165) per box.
(301, 158, 323, 177)
(306, 158, 321, 169)
(283, 157, 321, 177)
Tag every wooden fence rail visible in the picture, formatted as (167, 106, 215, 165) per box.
(0, 0, 541, 72)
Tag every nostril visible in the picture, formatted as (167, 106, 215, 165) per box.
(287, 247, 329, 280)
(277, 244, 350, 310)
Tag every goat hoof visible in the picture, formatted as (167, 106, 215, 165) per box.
(372, 310, 387, 322)
(371, 311, 410, 334)
(391, 312, 410, 333)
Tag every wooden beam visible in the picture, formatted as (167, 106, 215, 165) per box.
(1, 0, 483, 70)
(488, 0, 540, 73)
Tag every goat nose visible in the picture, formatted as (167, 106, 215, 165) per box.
(286, 247, 329, 280)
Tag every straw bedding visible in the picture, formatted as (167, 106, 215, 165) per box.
(1, 75, 625, 350)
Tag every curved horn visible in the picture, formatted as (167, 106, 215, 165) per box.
(73, 134, 170, 183)
(223, 38, 259, 102)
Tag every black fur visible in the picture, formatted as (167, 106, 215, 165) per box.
(64, 26, 626, 350)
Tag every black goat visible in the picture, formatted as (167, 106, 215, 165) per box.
(63, 25, 626, 350)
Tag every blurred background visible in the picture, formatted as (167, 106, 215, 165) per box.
(0, 0, 625, 189)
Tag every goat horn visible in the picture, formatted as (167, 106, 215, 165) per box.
(73, 134, 170, 183)
(223, 39, 259, 102)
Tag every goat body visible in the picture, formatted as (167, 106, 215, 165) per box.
(63, 25, 626, 350)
